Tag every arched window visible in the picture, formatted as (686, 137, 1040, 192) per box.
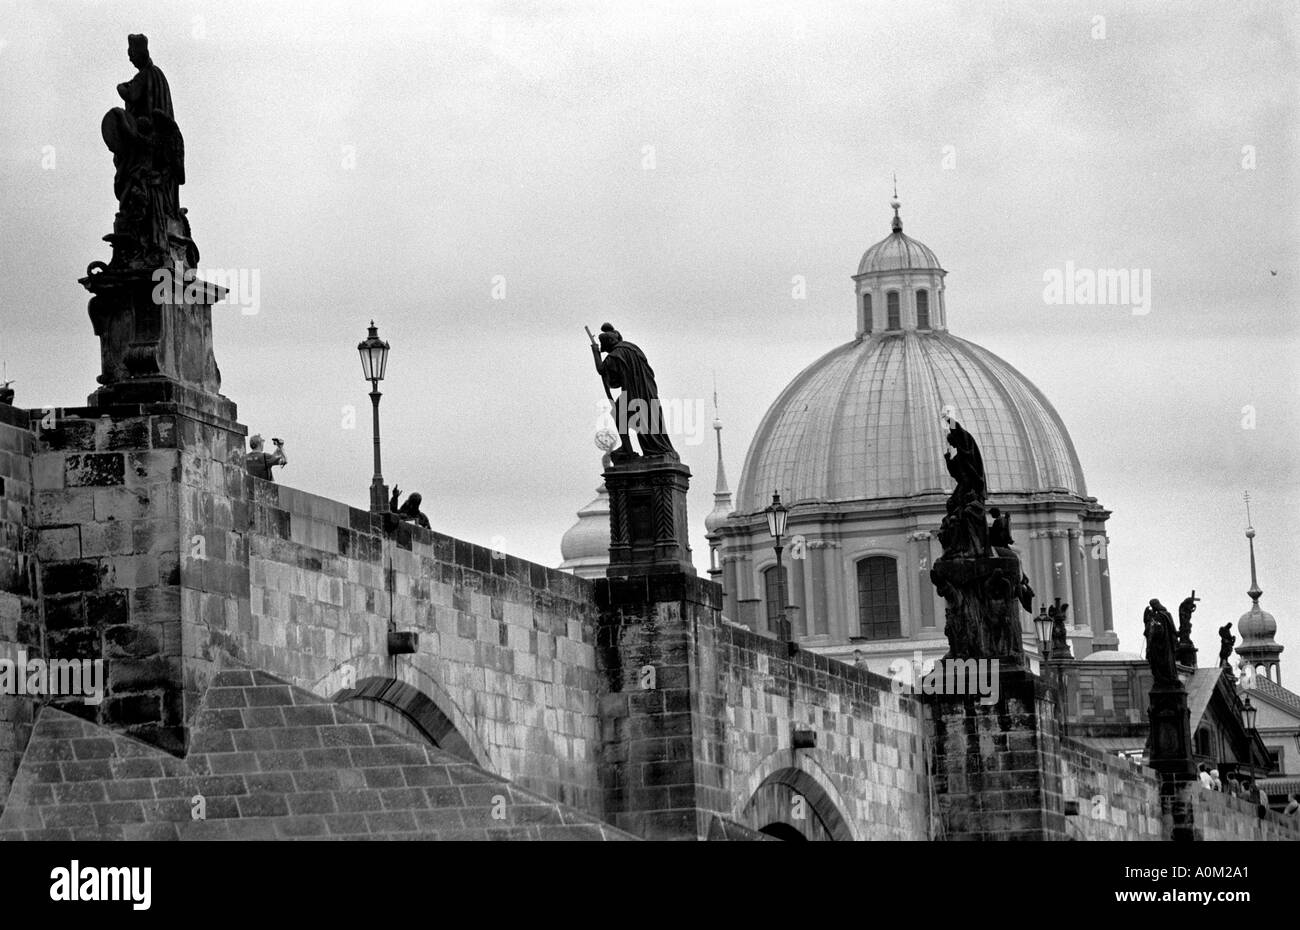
(856, 556, 901, 640)
(763, 565, 786, 632)
(1194, 728, 1212, 757)
(886, 291, 900, 330)
(862, 293, 872, 333)
(916, 289, 930, 329)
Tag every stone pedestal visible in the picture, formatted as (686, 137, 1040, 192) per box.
(927, 665, 1065, 840)
(1148, 683, 1196, 841)
(603, 457, 694, 577)
(81, 263, 229, 415)
(594, 571, 722, 840)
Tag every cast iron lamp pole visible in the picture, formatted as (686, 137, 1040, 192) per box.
(357, 321, 391, 513)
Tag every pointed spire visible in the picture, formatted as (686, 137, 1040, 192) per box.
(1244, 491, 1262, 603)
(890, 175, 902, 233)
(705, 375, 734, 535)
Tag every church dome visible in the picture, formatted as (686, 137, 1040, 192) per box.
(856, 196, 944, 275)
(857, 229, 944, 275)
(1238, 602, 1277, 642)
(734, 331, 1088, 513)
(559, 455, 612, 579)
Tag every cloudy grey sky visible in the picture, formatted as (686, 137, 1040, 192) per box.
(1, 0, 1296, 665)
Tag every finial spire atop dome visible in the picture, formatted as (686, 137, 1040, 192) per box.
(890, 175, 902, 232)
(1245, 491, 1262, 603)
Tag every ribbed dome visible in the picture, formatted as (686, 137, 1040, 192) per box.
(857, 229, 944, 275)
(734, 331, 1087, 513)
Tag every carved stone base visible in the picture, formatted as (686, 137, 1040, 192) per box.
(603, 456, 694, 577)
(930, 549, 1027, 659)
(80, 260, 227, 406)
(1148, 684, 1195, 782)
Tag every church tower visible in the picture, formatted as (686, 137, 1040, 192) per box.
(1235, 521, 1283, 685)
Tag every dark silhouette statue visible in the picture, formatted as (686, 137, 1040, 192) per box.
(1144, 599, 1179, 687)
(938, 420, 988, 557)
(929, 416, 1032, 659)
(1218, 623, 1236, 669)
(390, 487, 430, 528)
(589, 323, 677, 461)
(100, 34, 193, 268)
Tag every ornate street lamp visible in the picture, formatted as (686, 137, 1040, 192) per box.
(357, 320, 390, 513)
(765, 491, 790, 643)
(1034, 606, 1053, 656)
(1241, 695, 1258, 733)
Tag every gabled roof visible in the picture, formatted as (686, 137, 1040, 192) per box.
(1243, 676, 1300, 719)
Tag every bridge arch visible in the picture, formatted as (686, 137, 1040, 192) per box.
(333, 675, 486, 767)
(739, 752, 858, 841)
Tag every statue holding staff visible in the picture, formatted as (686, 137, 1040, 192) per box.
(587, 323, 677, 461)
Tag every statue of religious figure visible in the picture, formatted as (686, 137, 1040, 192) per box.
(988, 507, 1013, 548)
(589, 323, 677, 461)
(1218, 623, 1236, 668)
(1177, 592, 1199, 645)
(100, 35, 190, 267)
(937, 418, 988, 557)
(1143, 599, 1179, 687)
(1048, 600, 1071, 658)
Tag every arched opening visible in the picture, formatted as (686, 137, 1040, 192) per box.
(741, 767, 853, 841)
(334, 676, 478, 764)
(862, 293, 872, 333)
(762, 564, 786, 634)
(886, 291, 901, 330)
(758, 822, 808, 841)
(916, 289, 930, 328)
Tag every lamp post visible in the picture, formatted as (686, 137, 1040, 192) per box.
(765, 491, 790, 644)
(1241, 696, 1258, 733)
(357, 320, 391, 513)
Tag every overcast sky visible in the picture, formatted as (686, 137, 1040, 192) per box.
(1, 0, 1296, 666)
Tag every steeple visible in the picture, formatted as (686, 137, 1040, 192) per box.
(1236, 492, 1283, 684)
(704, 380, 734, 579)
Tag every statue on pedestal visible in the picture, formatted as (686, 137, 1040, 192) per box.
(929, 415, 1032, 660)
(587, 323, 677, 462)
(1143, 599, 1180, 688)
(1218, 623, 1236, 669)
(1175, 591, 1200, 666)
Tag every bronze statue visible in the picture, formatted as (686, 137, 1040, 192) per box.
(244, 435, 287, 482)
(1143, 599, 1179, 687)
(588, 323, 677, 461)
(390, 488, 430, 528)
(100, 35, 192, 268)
(1218, 622, 1236, 668)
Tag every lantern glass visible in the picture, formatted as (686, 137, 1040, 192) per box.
(765, 491, 788, 540)
(357, 321, 390, 382)
(1242, 697, 1257, 731)
(1034, 613, 1053, 651)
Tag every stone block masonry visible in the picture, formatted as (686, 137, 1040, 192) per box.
(595, 571, 928, 840)
(0, 405, 40, 815)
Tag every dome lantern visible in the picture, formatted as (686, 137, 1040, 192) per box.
(853, 193, 948, 336)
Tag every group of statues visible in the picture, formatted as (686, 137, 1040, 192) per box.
(1142, 594, 1240, 687)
